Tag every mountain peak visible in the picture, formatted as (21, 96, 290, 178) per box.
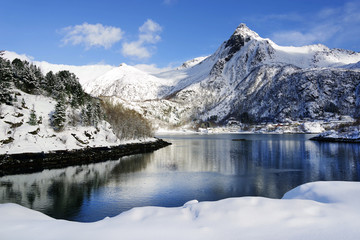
(223, 24, 262, 59)
(232, 23, 260, 39)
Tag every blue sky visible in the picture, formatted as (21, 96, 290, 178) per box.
(1, 0, 359, 68)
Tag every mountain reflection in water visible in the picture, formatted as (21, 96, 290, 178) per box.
(1, 134, 359, 222)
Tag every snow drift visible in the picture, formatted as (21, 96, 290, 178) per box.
(0, 181, 359, 240)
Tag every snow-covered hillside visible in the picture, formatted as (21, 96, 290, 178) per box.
(4, 23, 360, 130)
(83, 63, 172, 101)
(0, 90, 121, 154)
(2, 51, 113, 86)
(1, 181, 360, 240)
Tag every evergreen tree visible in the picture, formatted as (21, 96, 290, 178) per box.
(44, 71, 57, 96)
(93, 101, 102, 126)
(28, 106, 38, 126)
(21, 98, 27, 108)
(81, 103, 94, 126)
(0, 53, 13, 104)
(52, 98, 66, 131)
(12, 58, 41, 94)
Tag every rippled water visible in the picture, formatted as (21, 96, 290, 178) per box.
(1, 134, 360, 222)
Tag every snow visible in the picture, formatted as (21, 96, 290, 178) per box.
(270, 41, 360, 68)
(315, 127, 360, 141)
(35, 61, 114, 86)
(300, 122, 325, 133)
(83, 63, 173, 101)
(0, 181, 360, 240)
(233, 23, 261, 40)
(2, 51, 114, 86)
(176, 56, 208, 70)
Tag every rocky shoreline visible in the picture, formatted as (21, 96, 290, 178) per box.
(0, 138, 171, 176)
(309, 126, 360, 143)
(310, 136, 360, 143)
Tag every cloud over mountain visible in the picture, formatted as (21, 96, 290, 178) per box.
(122, 19, 162, 59)
(61, 22, 124, 49)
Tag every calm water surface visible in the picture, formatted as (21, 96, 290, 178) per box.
(1, 134, 360, 222)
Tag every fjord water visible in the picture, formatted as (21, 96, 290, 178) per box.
(1, 134, 359, 222)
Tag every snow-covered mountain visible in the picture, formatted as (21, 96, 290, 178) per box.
(83, 63, 172, 101)
(5, 24, 360, 129)
(86, 24, 360, 128)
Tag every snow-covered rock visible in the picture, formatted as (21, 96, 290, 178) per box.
(310, 125, 360, 142)
(300, 122, 325, 133)
(1, 181, 360, 240)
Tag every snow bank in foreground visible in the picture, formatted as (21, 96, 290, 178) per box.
(1, 181, 359, 240)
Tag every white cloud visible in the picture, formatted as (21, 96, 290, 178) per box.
(61, 23, 124, 49)
(122, 19, 162, 59)
(272, 24, 340, 46)
(133, 63, 172, 74)
(139, 19, 162, 43)
(163, 0, 177, 5)
(269, 1, 360, 47)
(122, 42, 151, 59)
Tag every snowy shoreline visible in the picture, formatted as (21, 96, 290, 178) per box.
(0, 138, 171, 176)
(1, 181, 360, 240)
(310, 135, 360, 143)
(156, 120, 356, 135)
(310, 126, 360, 143)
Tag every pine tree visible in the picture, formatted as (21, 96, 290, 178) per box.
(93, 101, 102, 126)
(52, 99, 66, 131)
(28, 106, 38, 126)
(21, 98, 27, 108)
(44, 71, 57, 96)
(0, 54, 13, 104)
(84, 103, 93, 126)
(11, 59, 42, 94)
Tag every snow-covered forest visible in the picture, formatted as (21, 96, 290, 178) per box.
(0, 51, 153, 154)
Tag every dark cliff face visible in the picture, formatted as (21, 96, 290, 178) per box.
(223, 24, 257, 62)
(229, 66, 360, 123)
(224, 33, 251, 62)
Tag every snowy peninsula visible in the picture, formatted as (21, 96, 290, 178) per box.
(0, 53, 171, 176)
